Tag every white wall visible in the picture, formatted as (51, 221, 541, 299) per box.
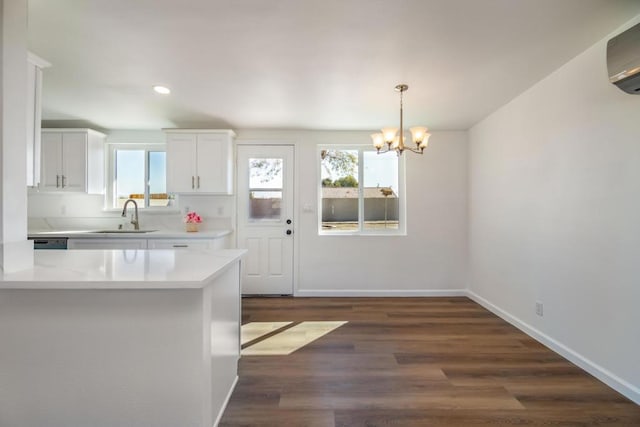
(468, 16, 640, 402)
(1, 0, 34, 272)
(236, 129, 469, 295)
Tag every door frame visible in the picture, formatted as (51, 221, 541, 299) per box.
(235, 140, 298, 295)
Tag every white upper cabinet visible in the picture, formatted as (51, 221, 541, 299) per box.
(26, 53, 50, 187)
(166, 132, 198, 193)
(40, 129, 106, 194)
(165, 129, 235, 194)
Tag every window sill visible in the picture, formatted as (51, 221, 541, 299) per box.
(319, 231, 407, 237)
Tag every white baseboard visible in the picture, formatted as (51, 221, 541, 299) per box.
(213, 375, 238, 427)
(466, 290, 640, 405)
(294, 289, 467, 297)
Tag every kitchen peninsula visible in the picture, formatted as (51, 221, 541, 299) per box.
(0, 248, 245, 427)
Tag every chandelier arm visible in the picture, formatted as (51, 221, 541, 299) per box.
(375, 145, 423, 155)
(376, 145, 391, 154)
(404, 147, 424, 154)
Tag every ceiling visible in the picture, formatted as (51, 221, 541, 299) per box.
(28, 0, 640, 131)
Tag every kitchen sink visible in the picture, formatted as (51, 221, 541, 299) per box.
(90, 230, 158, 234)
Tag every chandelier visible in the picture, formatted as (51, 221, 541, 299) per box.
(371, 84, 430, 155)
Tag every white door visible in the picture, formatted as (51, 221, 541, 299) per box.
(237, 145, 294, 295)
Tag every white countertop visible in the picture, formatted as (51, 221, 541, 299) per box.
(0, 249, 246, 289)
(28, 229, 232, 239)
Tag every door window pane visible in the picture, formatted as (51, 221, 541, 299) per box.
(363, 151, 399, 230)
(249, 158, 283, 220)
(250, 191, 282, 220)
(115, 150, 145, 208)
(320, 149, 359, 232)
(149, 151, 168, 207)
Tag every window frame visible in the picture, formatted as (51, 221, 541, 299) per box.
(318, 144, 406, 236)
(106, 143, 174, 211)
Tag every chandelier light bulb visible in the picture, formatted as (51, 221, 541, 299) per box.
(381, 127, 398, 143)
(419, 132, 431, 149)
(371, 133, 385, 149)
(409, 127, 428, 144)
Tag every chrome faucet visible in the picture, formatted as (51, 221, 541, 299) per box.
(121, 199, 140, 230)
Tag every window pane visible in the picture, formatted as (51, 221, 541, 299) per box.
(321, 149, 359, 232)
(115, 150, 145, 208)
(250, 191, 282, 220)
(149, 151, 168, 207)
(363, 151, 399, 230)
(249, 158, 283, 220)
(250, 158, 283, 189)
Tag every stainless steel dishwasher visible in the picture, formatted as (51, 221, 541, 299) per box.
(29, 237, 68, 250)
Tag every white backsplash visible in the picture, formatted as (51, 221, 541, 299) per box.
(28, 192, 234, 231)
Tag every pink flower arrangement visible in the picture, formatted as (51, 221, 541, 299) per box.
(184, 211, 202, 224)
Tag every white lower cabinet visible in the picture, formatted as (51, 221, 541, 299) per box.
(68, 239, 148, 250)
(67, 237, 228, 250)
(146, 239, 223, 250)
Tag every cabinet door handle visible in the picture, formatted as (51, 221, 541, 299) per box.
(56, 175, 60, 188)
(172, 244, 189, 248)
(197, 176, 200, 189)
(61, 175, 66, 188)
(191, 176, 195, 189)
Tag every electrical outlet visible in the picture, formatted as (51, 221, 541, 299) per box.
(535, 301, 544, 317)
(184, 206, 190, 214)
(217, 206, 224, 216)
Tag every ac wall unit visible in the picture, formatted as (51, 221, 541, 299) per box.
(607, 22, 640, 94)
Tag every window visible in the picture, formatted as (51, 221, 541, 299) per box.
(319, 146, 404, 234)
(110, 145, 168, 209)
(248, 158, 283, 221)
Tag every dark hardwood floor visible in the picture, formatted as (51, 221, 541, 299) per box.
(219, 297, 640, 426)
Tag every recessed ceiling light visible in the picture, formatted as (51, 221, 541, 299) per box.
(153, 85, 171, 95)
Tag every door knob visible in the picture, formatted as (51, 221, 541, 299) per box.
(286, 219, 292, 224)
(286, 229, 292, 235)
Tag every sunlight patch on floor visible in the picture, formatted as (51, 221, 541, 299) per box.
(242, 321, 348, 356)
(241, 322, 293, 345)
